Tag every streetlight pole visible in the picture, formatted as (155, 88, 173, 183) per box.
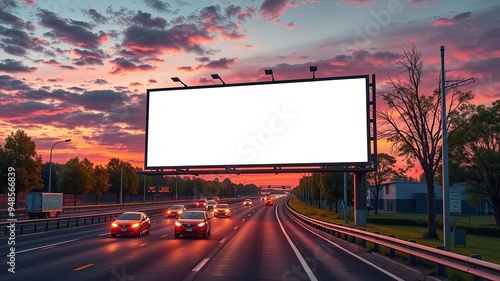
(48, 139, 71, 193)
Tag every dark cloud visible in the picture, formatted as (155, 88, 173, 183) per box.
(37, 9, 109, 50)
(0, 9, 25, 27)
(71, 48, 106, 66)
(225, 5, 255, 22)
(131, 10, 168, 28)
(60, 65, 78, 70)
(144, 0, 172, 13)
(260, 0, 288, 22)
(109, 57, 156, 74)
(46, 78, 63, 83)
(83, 8, 108, 24)
(0, 74, 30, 91)
(0, 100, 56, 119)
(196, 56, 211, 63)
(177, 66, 194, 72)
(0, 59, 37, 73)
(121, 24, 215, 56)
(198, 57, 238, 70)
(93, 79, 108, 85)
(68, 86, 85, 92)
(0, 26, 45, 56)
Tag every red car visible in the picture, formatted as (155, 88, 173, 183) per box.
(174, 211, 212, 238)
(111, 211, 151, 237)
(265, 199, 273, 206)
(167, 205, 186, 218)
(196, 198, 208, 208)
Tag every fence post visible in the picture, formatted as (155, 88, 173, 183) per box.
(408, 239, 416, 266)
(373, 232, 379, 252)
(389, 235, 395, 258)
(435, 246, 445, 277)
(470, 254, 482, 281)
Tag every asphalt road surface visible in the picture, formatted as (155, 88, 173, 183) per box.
(0, 197, 407, 281)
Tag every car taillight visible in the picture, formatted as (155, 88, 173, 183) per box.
(175, 221, 181, 226)
(198, 222, 205, 227)
(112, 222, 118, 227)
(132, 223, 139, 228)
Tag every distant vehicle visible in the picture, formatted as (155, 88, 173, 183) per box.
(214, 204, 231, 217)
(196, 198, 208, 208)
(167, 205, 186, 218)
(205, 200, 218, 218)
(174, 211, 211, 238)
(26, 192, 63, 219)
(111, 211, 151, 237)
(265, 198, 273, 206)
(205, 200, 218, 210)
(243, 199, 253, 207)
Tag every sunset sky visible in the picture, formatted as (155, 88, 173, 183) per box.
(0, 0, 499, 187)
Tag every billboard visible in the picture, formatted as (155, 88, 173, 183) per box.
(146, 75, 370, 169)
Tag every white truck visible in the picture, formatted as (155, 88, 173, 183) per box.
(26, 192, 63, 219)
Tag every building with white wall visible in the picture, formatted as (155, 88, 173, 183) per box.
(367, 181, 490, 214)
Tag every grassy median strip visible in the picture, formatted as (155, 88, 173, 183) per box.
(288, 197, 500, 265)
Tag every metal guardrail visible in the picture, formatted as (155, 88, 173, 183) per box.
(285, 200, 500, 281)
(0, 198, 252, 237)
(1, 206, 170, 237)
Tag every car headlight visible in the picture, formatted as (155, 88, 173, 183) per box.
(112, 222, 118, 227)
(197, 222, 205, 227)
(167, 210, 171, 214)
(175, 221, 181, 227)
(178, 210, 183, 214)
(132, 223, 139, 228)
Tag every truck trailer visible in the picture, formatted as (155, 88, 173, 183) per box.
(26, 192, 63, 219)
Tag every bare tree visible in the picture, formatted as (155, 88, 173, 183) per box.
(378, 45, 474, 239)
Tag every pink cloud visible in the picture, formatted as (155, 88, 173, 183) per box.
(432, 12, 471, 27)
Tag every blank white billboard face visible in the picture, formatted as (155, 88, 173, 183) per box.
(146, 76, 369, 168)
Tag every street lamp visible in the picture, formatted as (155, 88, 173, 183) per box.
(440, 46, 474, 251)
(211, 74, 225, 84)
(171, 77, 187, 87)
(264, 69, 274, 81)
(309, 65, 317, 79)
(48, 139, 71, 193)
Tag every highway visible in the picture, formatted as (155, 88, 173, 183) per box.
(0, 197, 407, 281)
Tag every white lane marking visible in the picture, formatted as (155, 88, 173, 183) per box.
(275, 203, 318, 281)
(219, 237, 227, 244)
(242, 219, 246, 222)
(233, 226, 239, 230)
(15, 239, 79, 254)
(192, 258, 210, 272)
(293, 215, 406, 281)
(98, 232, 110, 236)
